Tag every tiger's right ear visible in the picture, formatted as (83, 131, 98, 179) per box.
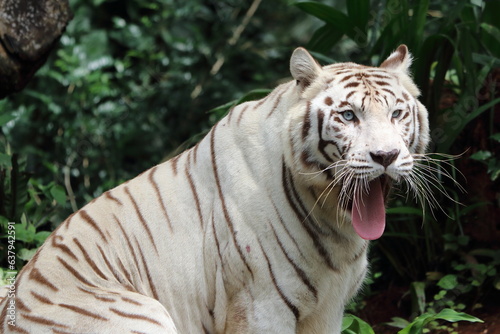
(290, 47, 322, 90)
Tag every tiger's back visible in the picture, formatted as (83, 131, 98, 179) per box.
(0, 45, 429, 333)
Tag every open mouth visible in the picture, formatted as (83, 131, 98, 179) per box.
(347, 175, 393, 241)
(345, 175, 392, 210)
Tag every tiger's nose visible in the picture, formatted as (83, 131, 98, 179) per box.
(370, 149, 400, 168)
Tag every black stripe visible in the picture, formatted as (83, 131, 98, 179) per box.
(282, 161, 338, 271)
(236, 104, 250, 125)
(210, 125, 254, 279)
(124, 186, 159, 255)
(185, 165, 204, 229)
(51, 235, 78, 261)
(170, 155, 181, 175)
(80, 210, 107, 243)
(104, 191, 123, 206)
(122, 296, 142, 305)
(302, 102, 311, 141)
(30, 291, 54, 305)
(111, 214, 142, 276)
(266, 86, 286, 118)
(59, 304, 109, 321)
(21, 313, 70, 328)
(57, 256, 99, 288)
(29, 267, 59, 292)
(149, 167, 174, 232)
(317, 109, 335, 163)
(271, 202, 306, 259)
(72, 238, 108, 280)
(382, 88, 396, 97)
(269, 222, 318, 299)
(226, 105, 236, 124)
(211, 215, 223, 264)
(109, 308, 161, 326)
(202, 323, 211, 334)
(192, 142, 200, 164)
(95, 237, 132, 287)
(135, 236, 160, 300)
(410, 105, 418, 150)
(258, 240, 300, 320)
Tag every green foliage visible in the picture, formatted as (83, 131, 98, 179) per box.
(344, 308, 482, 334)
(0, 143, 60, 270)
(381, 278, 485, 333)
(395, 309, 482, 334)
(2, 0, 309, 212)
(440, 235, 500, 301)
(470, 133, 500, 180)
(342, 314, 375, 334)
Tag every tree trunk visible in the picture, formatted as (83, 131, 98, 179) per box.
(0, 0, 72, 99)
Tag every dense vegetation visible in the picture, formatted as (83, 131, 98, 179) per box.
(1, 0, 499, 333)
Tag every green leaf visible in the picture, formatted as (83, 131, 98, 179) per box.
(307, 24, 343, 53)
(386, 206, 423, 216)
(342, 315, 354, 330)
(437, 274, 458, 290)
(410, 281, 426, 315)
(407, 0, 429, 50)
(387, 317, 410, 329)
(13, 223, 36, 243)
(438, 97, 500, 152)
(342, 330, 356, 334)
(459, 201, 489, 216)
(209, 100, 236, 117)
(480, 23, 500, 43)
(17, 248, 37, 261)
(494, 277, 500, 290)
(432, 308, 483, 323)
(235, 89, 272, 105)
(50, 185, 67, 205)
(491, 133, 500, 142)
(398, 309, 483, 334)
(0, 153, 11, 168)
(0, 112, 16, 127)
(209, 89, 272, 118)
(470, 150, 492, 161)
(34, 231, 52, 246)
(341, 314, 375, 334)
(457, 235, 469, 246)
(491, 168, 500, 181)
(347, 0, 369, 30)
(294, 2, 352, 36)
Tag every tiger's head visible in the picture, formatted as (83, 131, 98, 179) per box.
(285, 45, 430, 240)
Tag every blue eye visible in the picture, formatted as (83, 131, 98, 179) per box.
(392, 109, 402, 118)
(342, 110, 355, 121)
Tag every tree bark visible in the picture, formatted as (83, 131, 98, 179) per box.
(0, 0, 72, 99)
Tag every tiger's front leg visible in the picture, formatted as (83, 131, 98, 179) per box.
(225, 289, 297, 334)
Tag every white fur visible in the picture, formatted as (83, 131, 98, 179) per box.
(0, 45, 429, 334)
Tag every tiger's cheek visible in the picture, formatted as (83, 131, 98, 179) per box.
(317, 113, 351, 163)
(397, 105, 418, 154)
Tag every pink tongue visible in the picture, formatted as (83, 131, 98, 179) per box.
(351, 178, 386, 240)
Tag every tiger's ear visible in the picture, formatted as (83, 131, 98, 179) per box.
(290, 47, 322, 90)
(380, 44, 412, 73)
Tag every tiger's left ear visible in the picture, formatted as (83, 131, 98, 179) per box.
(380, 44, 412, 74)
(290, 47, 322, 90)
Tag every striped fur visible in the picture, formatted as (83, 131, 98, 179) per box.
(0, 45, 429, 333)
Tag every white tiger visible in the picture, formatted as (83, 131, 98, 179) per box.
(0, 44, 429, 333)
